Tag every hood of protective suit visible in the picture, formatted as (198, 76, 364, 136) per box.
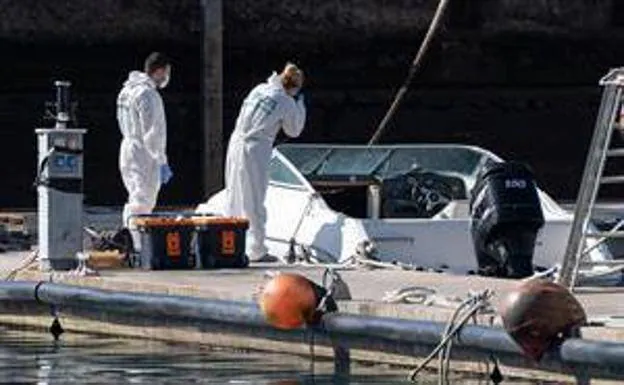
(267, 72, 285, 91)
(123, 71, 156, 89)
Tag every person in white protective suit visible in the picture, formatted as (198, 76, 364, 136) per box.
(116, 52, 173, 251)
(224, 63, 306, 262)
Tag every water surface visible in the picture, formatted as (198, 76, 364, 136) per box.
(0, 327, 548, 384)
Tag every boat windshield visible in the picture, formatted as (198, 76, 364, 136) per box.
(276, 144, 501, 180)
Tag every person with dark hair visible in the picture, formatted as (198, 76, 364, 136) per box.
(143, 52, 172, 85)
(116, 52, 173, 251)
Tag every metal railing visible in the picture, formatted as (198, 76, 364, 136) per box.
(0, 281, 622, 382)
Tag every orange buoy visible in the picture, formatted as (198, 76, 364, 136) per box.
(258, 273, 321, 330)
(499, 278, 587, 362)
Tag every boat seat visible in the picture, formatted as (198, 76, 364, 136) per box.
(432, 200, 471, 219)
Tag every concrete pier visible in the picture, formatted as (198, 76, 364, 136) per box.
(0, 249, 622, 383)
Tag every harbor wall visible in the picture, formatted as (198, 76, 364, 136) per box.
(1, 0, 623, 206)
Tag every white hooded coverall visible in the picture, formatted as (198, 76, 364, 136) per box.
(224, 72, 306, 260)
(116, 71, 168, 250)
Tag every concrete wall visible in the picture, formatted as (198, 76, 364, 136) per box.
(0, 1, 616, 41)
(1, 0, 624, 207)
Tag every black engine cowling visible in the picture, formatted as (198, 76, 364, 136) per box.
(469, 160, 545, 278)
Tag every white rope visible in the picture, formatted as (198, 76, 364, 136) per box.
(382, 286, 438, 305)
(291, 236, 624, 285)
(529, 263, 624, 285)
(3, 250, 39, 281)
(66, 253, 100, 277)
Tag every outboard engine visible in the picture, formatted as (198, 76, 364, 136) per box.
(469, 161, 545, 278)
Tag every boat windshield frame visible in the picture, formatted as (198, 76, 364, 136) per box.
(274, 143, 503, 185)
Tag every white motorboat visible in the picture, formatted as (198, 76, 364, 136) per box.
(197, 143, 620, 284)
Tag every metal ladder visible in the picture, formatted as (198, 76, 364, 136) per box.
(557, 68, 624, 288)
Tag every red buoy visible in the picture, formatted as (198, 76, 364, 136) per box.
(258, 273, 320, 330)
(499, 279, 587, 362)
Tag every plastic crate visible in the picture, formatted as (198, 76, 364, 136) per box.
(133, 215, 197, 270)
(192, 216, 250, 269)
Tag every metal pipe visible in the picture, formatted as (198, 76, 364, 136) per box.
(0, 282, 623, 380)
(0, 281, 40, 302)
(54, 80, 71, 128)
(558, 81, 623, 288)
(367, 184, 381, 219)
(367, 0, 453, 145)
(35, 283, 265, 326)
(200, 0, 224, 198)
(561, 339, 624, 367)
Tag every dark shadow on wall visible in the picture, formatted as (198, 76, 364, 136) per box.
(6, 28, 624, 207)
(0, 41, 201, 208)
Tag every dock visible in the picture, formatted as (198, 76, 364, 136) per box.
(0, 249, 623, 383)
(0, 208, 623, 383)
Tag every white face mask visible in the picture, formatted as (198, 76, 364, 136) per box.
(157, 66, 171, 89)
(287, 87, 300, 97)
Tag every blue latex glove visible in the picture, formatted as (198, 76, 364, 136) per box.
(160, 164, 173, 185)
(295, 92, 305, 103)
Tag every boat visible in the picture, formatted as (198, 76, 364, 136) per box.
(196, 143, 621, 285)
